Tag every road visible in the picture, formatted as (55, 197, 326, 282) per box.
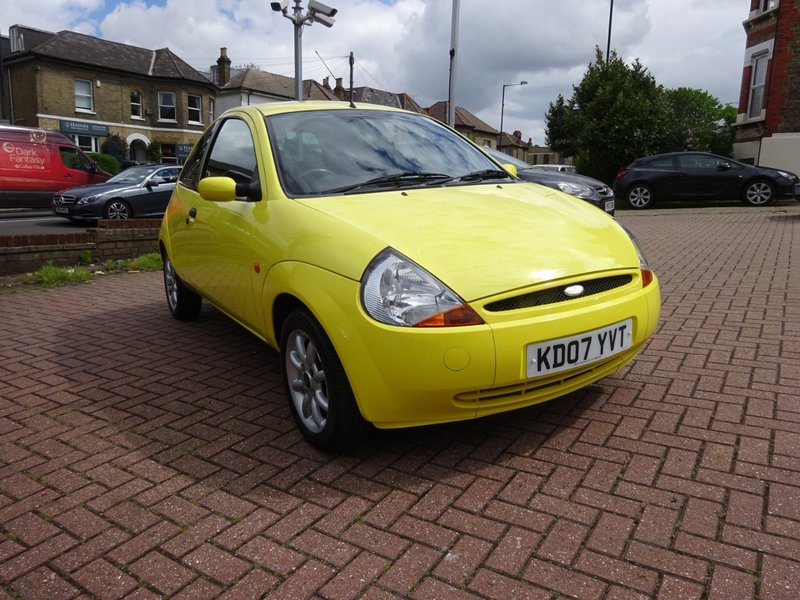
(0, 209, 95, 235)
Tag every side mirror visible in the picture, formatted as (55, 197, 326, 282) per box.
(198, 177, 262, 202)
(501, 163, 518, 178)
(717, 162, 731, 171)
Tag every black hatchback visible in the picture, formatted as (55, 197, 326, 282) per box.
(613, 152, 800, 209)
(52, 164, 181, 222)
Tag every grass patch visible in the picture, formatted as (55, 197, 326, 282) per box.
(24, 262, 94, 287)
(21, 253, 163, 288)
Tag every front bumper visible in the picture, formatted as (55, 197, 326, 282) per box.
(296, 266, 660, 429)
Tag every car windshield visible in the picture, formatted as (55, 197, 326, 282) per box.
(266, 109, 509, 196)
(108, 165, 161, 184)
(482, 147, 531, 171)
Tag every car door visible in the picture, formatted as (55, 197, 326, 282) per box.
(140, 167, 180, 215)
(57, 146, 102, 190)
(676, 154, 741, 199)
(168, 115, 266, 332)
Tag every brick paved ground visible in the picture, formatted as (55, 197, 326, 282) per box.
(1, 204, 799, 599)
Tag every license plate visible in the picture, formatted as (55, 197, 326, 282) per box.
(604, 199, 615, 212)
(526, 318, 633, 377)
(55, 207, 68, 214)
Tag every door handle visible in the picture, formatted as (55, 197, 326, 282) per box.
(186, 207, 197, 224)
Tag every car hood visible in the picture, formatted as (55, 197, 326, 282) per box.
(293, 182, 635, 301)
(519, 169, 609, 188)
(58, 182, 142, 197)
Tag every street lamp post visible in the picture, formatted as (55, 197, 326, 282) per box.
(499, 80, 528, 142)
(271, 0, 338, 101)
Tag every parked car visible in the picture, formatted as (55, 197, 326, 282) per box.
(485, 147, 614, 214)
(528, 164, 576, 174)
(52, 164, 181, 222)
(614, 151, 800, 209)
(0, 125, 111, 209)
(160, 101, 660, 450)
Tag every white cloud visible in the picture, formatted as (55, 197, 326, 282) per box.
(3, 0, 748, 145)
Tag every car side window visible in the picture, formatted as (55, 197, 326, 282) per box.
(646, 157, 674, 168)
(678, 155, 718, 170)
(180, 128, 215, 189)
(59, 147, 88, 170)
(205, 118, 258, 185)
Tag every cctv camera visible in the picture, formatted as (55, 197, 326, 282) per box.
(308, 0, 337, 17)
(311, 12, 335, 27)
(270, 0, 288, 12)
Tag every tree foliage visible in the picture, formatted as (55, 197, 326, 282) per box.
(545, 48, 736, 183)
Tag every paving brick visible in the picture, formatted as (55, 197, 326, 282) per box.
(707, 565, 755, 600)
(72, 558, 138, 599)
(575, 549, 659, 594)
(379, 543, 441, 594)
(319, 551, 389, 600)
(1, 206, 799, 598)
(8, 566, 80, 599)
(129, 551, 196, 596)
(523, 556, 606, 600)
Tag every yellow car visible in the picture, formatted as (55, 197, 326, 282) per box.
(160, 101, 660, 450)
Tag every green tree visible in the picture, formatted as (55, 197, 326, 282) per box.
(546, 48, 668, 183)
(663, 87, 736, 155)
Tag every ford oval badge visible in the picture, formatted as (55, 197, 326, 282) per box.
(564, 284, 585, 297)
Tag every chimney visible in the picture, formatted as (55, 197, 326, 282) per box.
(217, 47, 231, 87)
(513, 130, 522, 140)
(333, 77, 346, 100)
(323, 77, 331, 90)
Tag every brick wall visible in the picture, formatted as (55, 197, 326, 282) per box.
(0, 219, 160, 275)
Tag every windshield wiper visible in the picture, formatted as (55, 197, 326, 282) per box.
(335, 172, 452, 194)
(454, 169, 514, 183)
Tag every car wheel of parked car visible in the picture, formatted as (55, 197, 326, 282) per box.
(163, 254, 202, 320)
(104, 199, 131, 219)
(742, 180, 774, 206)
(626, 185, 655, 209)
(281, 309, 369, 451)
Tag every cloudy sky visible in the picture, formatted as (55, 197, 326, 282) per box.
(2, 0, 748, 145)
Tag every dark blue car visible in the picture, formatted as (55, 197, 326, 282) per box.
(614, 152, 800, 209)
(52, 164, 181, 222)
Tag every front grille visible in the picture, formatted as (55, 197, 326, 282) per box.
(54, 194, 77, 207)
(484, 274, 633, 312)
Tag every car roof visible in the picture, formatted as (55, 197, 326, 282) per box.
(241, 101, 409, 119)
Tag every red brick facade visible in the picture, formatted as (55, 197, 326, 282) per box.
(733, 0, 800, 172)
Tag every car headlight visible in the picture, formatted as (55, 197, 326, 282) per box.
(361, 248, 484, 327)
(616, 223, 655, 288)
(777, 170, 796, 181)
(555, 181, 595, 199)
(76, 195, 100, 205)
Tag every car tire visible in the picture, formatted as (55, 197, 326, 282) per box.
(104, 199, 131, 219)
(280, 309, 370, 451)
(626, 184, 655, 209)
(742, 180, 774, 206)
(163, 253, 202, 320)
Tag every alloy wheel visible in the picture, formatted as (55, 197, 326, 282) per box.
(286, 330, 329, 434)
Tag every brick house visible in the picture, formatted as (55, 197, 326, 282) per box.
(211, 48, 337, 114)
(733, 0, 800, 172)
(324, 79, 427, 114)
(0, 25, 216, 165)
(427, 101, 499, 148)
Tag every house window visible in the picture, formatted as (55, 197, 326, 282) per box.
(131, 91, 143, 118)
(74, 79, 94, 112)
(188, 94, 202, 124)
(208, 98, 215, 123)
(69, 135, 97, 153)
(161, 143, 178, 164)
(760, 0, 778, 11)
(748, 52, 769, 119)
(159, 92, 177, 121)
